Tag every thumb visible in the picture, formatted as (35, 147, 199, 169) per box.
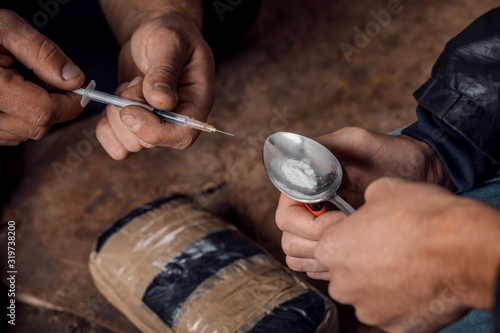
(314, 224, 342, 268)
(365, 177, 405, 203)
(0, 11, 84, 89)
(133, 31, 184, 111)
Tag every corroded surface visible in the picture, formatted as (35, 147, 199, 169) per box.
(2, 0, 498, 332)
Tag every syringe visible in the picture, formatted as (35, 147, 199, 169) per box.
(72, 80, 233, 136)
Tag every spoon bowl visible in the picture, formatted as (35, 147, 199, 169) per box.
(263, 132, 355, 215)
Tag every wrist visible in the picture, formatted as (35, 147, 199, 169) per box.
(423, 140, 455, 190)
(399, 134, 455, 190)
(446, 199, 500, 310)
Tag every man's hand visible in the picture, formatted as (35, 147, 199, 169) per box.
(315, 127, 454, 207)
(0, 10, 85, 146)
(275, 127, 453, 278)
(314, 178, 500, 332)
(97, 76, 202, 158)
(97, 1, 215, 159)
(276, 193, 345, 280)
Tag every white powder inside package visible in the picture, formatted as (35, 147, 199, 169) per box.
(280, 159, 317, 189)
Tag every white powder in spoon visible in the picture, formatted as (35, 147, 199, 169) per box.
(280, 159, 317, 189)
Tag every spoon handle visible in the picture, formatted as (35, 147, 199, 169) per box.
(328, 194, 355, 215)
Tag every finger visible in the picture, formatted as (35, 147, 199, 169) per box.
(116, 80, 131, 96)
(285, 256, 328, 274)
(96, 112, 130, 160)
(0, 139, 21, 146)
(307, 271, 331, 281)
(315, 127, 383, 158)
(137, 28, 215, 120)
(119, 104, 198, 150)
(103, 81, 145, 153)
(0, 10, 84, 89)
(0, 112, 49, 140)
(0, 129, 27, 146)
(173, 44, 215, 121)
(0, 54, 15, 67)
(108, 80, 155, 151)
(281, 232, 318, 258)
(0, 129, 27, 142)
(276, 194, 315, 234)
(174, 43, 215, 111)
(0, 68, 84, 126)
(119, 79, 155, 151)
(276, 194, 346, 240)
(106, 105, 145, 153)
(314, 226, 343, 270)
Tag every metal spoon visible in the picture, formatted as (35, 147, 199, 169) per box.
(263, 132, 355, 215)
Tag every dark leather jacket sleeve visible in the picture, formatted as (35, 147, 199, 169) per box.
(403, 7, 500, 191)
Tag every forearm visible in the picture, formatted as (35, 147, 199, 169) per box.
(98, 0, 203, 45)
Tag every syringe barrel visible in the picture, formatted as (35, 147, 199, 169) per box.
(74, 82, 219, 133)
(87, 90, 152, 111)
(77, 86, 190, 127)
(152, 109, 190, 127)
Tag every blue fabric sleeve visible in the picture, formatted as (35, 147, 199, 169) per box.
(403, 106, 500, 191)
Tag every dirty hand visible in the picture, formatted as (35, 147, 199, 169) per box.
(315, 127, 454, 208)
(97, 77, 168, 155)
(276, 193, 346, 280)
(315, 178, 500, 332)
(97, 12, 215, 159)
(0, 10, 85, 146)
(275, 126, 452, 278)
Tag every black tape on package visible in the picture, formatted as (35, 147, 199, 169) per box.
(249, 291, 326, 332)
(142, 229, 264, 327)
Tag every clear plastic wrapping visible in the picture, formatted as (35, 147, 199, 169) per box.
(89, 196, 338, 333)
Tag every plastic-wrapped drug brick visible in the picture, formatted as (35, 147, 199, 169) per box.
(89, 196, 338, 333)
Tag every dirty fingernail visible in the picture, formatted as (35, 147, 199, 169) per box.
(62, 62, 82, 81)
(127, 76, 142, 88)
(121, 115, 141, 131)
(153, 83, 178, 99)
